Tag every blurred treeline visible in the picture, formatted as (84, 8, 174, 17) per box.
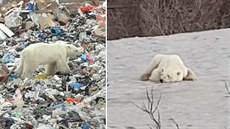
(108, 0, 230, 40)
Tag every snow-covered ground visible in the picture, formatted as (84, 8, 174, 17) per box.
(107, 29, 230, 129)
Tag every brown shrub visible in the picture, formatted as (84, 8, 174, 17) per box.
(108, 0, 230, 40)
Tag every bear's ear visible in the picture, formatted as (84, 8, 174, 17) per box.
(162, 69, 164, 72)
(67, 45, 71, 49)
(177, 72, 181, 76)
(183, 68, 197, 81)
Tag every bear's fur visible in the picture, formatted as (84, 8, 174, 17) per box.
(16, 42, 84, 79)
(140, 54, 197, 83)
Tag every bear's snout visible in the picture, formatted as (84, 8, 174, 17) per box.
(160, 79, 163, 83)
(77, 47, 84, 55)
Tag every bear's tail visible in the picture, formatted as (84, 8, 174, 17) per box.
(15, 52, 25, 76)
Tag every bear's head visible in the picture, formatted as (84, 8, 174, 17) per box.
(159, 68, 183, 83)
(66, 44, 84, 57)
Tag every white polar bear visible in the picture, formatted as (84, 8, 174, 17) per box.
(140, 54, 197, 83)
(16, 42, 84, 79)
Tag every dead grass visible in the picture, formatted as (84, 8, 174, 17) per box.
(139, 0, 230, 36)
(108, 0, 230, 39)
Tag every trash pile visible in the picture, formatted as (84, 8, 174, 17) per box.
(0, 0, 106, 128)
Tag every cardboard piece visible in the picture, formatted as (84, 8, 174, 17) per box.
(58, 13, 69, 24)
(0, 1, 20, 14)
(38, 16, 55, 29)
(64, 3, 81, 15)
(47, 13, 54, 20)
(37, 0, 59, 12)
(47, 1, 59, 12)
(0, 2, 11, 14)
(36, 1, 46, 10)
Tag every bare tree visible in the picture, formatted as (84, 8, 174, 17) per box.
(135, 88, 161, 129)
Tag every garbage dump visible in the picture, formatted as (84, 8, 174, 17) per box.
(0, 0, 106, 128)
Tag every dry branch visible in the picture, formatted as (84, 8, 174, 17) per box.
(169, 117, 180, 129)
(224, 81, 230, 95)
(135, 88, 161, 129)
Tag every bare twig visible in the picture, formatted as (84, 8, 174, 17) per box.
(224, 81, 230, 95)
(169, 117, 180, 129)
(134, 88, 161, 129)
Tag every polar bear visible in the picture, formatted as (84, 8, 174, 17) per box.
(140, 54, 196, 83)
(16, 42, 84, 79)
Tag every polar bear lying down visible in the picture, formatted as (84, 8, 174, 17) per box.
(140, 54, 197, 83)
(16, 42, 84, 79)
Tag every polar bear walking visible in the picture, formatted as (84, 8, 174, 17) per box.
(140, 54, 197, 83)
(16, 42, 84, 79)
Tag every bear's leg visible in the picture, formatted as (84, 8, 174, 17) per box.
(46, 62, 57, 75)
(149, 69, 160, 82)
(15, 65, 23, 77)
(56, 59, 71, 74)
(15, 54, 25, 76)
(140, 54, 164, 81)
(21, 62, 37, 79)
(183, 68, 197, 81)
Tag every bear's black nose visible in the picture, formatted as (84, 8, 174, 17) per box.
(160, 79, 163, 83)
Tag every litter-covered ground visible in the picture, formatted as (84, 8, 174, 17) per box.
(107, 29, 230, 129)
(0, 0, 106, 129)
